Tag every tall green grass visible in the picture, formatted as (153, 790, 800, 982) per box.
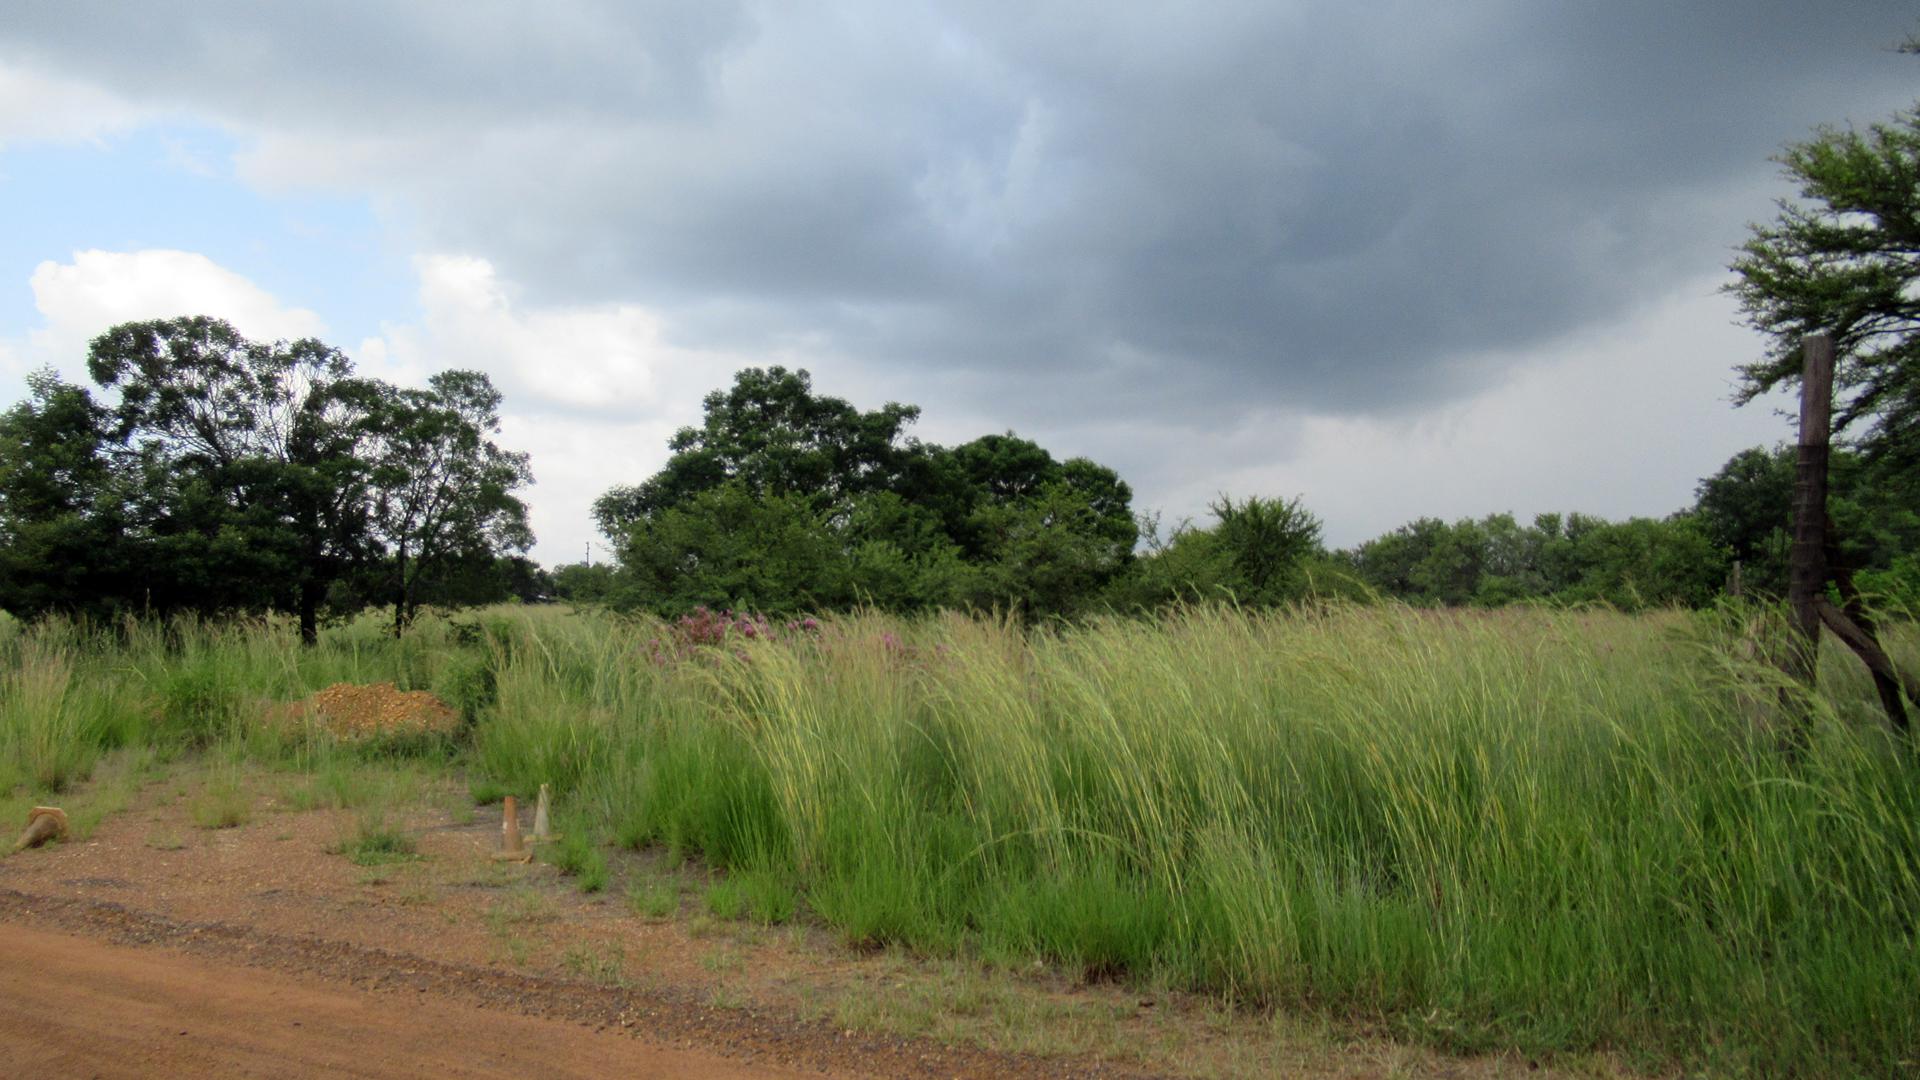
(468, 603, 1920, 1074)
(1, 600, 1915, 1073)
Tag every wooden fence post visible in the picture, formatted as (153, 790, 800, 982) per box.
(1784, 334, 1833, 692)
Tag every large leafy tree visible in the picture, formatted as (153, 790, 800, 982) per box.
(1694, 443, 1920, 599)
(361, 370, 533, 634)
(595, 367, 1137, 617)
(594, 366, 920, 535)
(0, 372, 141, 618)
(0, 318, 536, 638)
(1727, 106, 1920, 467)
(85, 317, 375, 641)
(1109, 495, 1326, 609)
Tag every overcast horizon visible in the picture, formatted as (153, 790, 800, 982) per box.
(3, 3, 1915, 566)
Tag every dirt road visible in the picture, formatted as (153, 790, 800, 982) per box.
(0, 761, 1545, 1079)
(0, 921, 813, 1080)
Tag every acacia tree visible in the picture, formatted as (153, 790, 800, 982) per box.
(1727, 106, 1920, 466)
(1728, 87, 1920, 729)
(362, 370, 532, 634)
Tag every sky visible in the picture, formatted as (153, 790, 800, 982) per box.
(1, 3, 1914, 567)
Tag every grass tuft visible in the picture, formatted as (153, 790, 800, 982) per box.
(331, 813, 419, 866)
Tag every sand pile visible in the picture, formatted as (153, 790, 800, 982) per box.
(287, 683, 459, 742)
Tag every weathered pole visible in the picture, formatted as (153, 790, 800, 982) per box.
(1784, 334, 1834, 692)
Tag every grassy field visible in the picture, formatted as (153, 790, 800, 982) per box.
(1, 601, 1915, 1075)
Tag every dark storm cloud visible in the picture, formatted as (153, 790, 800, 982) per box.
(4, 1, 1915, 423)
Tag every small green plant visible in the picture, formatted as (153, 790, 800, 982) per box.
(331, 814, 418, 866)
(484, 886, 552, 932)
(699, 945, 746, 974)
(468, 777, 511, 805)
(738, 868, 797, 925)
(189, 773, 251, 829)
(626, 880, 679, 920)
(545, 828, 608, 893)
(443, 793, 477, 826)
(704, 878, 748, 920)
(562, 940, 626, 986)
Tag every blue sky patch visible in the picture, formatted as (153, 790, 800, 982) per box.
(0, 123, 413, 354)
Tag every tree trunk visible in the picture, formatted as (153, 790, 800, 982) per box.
(1822, 514, 1914, 731)
(298, 577, 322, 647)
(392, 545, 409, 638)
(1815, 599, 1916, 730)
(1784, 334, 1834, 691)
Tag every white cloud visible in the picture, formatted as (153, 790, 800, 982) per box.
(0, 62, 145, 149)
(20, 249, 325, 378)
(359, 254, 780, 565)
(405, 254, 667, 412)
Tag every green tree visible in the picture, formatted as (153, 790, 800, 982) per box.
(1728, 106, 1920, 467)
(595, 369, 1136, 618)
(1108, 496, 1324, 610)
(1557, 515, 1726, 610)
(0, 372, 140, 618)
(550, 561, 618, 605)
(85, 317, 375, 641)
(594, 366, 920, 535)
(1693, 446, 1795, 595)
(1209, 494, 1323, 604)
(361, 371, 533, 633)
(613, 483, 844, 615)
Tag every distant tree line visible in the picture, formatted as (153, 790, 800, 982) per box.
(580, 367, 1920, 619)
(1334, 448, 1918, 611)
(0, 317, 535, 639)
(6, 331, 1917, 630)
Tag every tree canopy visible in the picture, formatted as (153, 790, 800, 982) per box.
(594, 367, 1139, 618)
(1728, 105, 1920, 467)
(0, 317, 535, 638)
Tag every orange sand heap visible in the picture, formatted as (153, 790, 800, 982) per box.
(287, 682, 460, 742)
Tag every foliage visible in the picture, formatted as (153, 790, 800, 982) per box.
(1109, 496, 1325, 609)
(595, 368, 1136, 618)
(0, 318, 534, 636)
(0, 372, 141, 621)
(358, 370, 533, 633)
(1694, 443, 1920, 598)
(549, 561, 616, 604)
(593, 365, 921, 535)
(1728, 104, 1920, 468)
(1346, 510, 1730, 610)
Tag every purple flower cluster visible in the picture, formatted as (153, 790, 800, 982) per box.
(644, 607, 821, 666)
(876, 630, 953, 669)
